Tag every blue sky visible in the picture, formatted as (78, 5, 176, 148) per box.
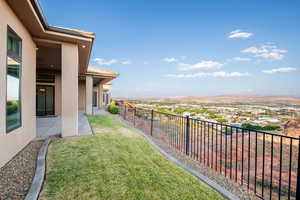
(39, 0, 300, 98)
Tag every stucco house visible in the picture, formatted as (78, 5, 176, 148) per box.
(0, 0, 118, 167)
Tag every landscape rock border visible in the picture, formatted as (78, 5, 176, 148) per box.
(25, 137, 52, 200)
(116, 115, 239, 200)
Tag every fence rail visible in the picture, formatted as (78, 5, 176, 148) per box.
(119, 104, 300, 200)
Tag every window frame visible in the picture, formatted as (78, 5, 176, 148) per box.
(6, 25, 22, 133)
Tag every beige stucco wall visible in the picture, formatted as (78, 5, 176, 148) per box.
(103, 84, 111, 90)
(78, 80, 86, 110)
(85, 76, 93, 114)
(98, 83, 104, 108)
(61, 42, 78, 137)
(0, 1, 36, 167)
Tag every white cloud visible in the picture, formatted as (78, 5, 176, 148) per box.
(163, 57, 177, 63)
(120, 60, 132, 65)
(179, 60, 223, 71)
(230, 57, 251, 62)
(94, 58, 118, 66)
(93, 58, 132, 66)
(165, 71, 250, 78)
(228, 29, 253, 39)
(262, 67, 297, 74)
(241, 44, 287, 61)
(180, 56, 187, 60)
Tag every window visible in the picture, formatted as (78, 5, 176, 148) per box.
(6, 27, 22, 133)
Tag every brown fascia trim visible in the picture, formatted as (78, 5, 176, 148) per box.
(84, 73, 119, 79)
(30, 0, 95, 73)
(30, 0, 95, 39)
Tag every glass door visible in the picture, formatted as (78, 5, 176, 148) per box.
(93, 91, 97, 107)
(36, 85, 54, 116)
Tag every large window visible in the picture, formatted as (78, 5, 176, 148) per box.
(6, 27, 22, 133)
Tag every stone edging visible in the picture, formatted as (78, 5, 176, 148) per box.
(117, 116, 239, 200)
(25, 137, 52, 200)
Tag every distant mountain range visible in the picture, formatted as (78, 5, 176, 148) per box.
(131, 95, 300, 105)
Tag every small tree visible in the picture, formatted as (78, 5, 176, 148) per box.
(108, 101, 120, 114)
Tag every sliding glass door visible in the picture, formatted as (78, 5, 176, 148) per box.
(36, 86, 54, 116)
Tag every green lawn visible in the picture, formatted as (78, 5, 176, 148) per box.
(39, 115, 225, 200)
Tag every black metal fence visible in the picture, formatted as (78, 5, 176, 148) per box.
(119, 104, 300, 200)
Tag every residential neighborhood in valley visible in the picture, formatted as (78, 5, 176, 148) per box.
(126, 95, 300, 137)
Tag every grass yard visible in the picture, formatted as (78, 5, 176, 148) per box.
(39, 114, 225, 200)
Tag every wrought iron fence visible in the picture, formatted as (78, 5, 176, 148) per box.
(119, 104, 300, 200)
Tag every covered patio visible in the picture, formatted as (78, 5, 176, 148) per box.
(35, 40, 118, 139)
(36, 107, 110, 139)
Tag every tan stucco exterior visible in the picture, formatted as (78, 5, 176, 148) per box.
(0, 0, 118, 168)
(85, 76, 93, 115)
(0, 0, 37, 167)
(61, 42, 79, 137)
(78, 80, 86, 110)
(98, 83, 104, 108)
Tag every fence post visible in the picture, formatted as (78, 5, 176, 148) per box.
(150, 110, 154, 136)
(133, 107, 136, 127)
(185, 116, 190, 155)
(124, 105, 127, 119)
(296, 136, 300, 199)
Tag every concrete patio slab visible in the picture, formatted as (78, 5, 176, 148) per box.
(36, 116, 61, 139)
(78, 110, 93, 136)
(93, 107, 108, 115)
(36, 110, 92, 139)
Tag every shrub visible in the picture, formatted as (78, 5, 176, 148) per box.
(241, 123, 281, 131)
(207, 113, 221, 119)
(173, 107, 186, 114)
(261, 125, 281, 131)
(108, 101, 120, 114)
(217, 118, 228, 123)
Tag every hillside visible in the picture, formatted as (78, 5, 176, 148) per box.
(132, 95, 300, 105)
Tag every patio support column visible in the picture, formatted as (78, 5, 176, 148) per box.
(98, 83, 104, 108)
(108, 92, 111, 104)
(85, 76, 93, 115)
(61, 43, 78, 137)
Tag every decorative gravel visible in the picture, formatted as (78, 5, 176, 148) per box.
(151, 137, 259, 200)
(116, 115, 260, 200)
(0, 140, 44, 200)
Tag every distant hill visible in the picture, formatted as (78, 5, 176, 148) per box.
(131, 95, 300, 105)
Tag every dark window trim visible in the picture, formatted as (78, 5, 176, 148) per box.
(6, 25, 22, 134)
(7, 26, 22, 59)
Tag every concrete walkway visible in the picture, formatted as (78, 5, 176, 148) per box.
(93, 107, 108, 115)
(36, 116, 61, 139)
(36, 110, 92, 139)
(78, 110, 92, 136)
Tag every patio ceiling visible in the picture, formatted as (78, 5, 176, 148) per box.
(7, 0, 95, 74)
(36, 42, 61, 72)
